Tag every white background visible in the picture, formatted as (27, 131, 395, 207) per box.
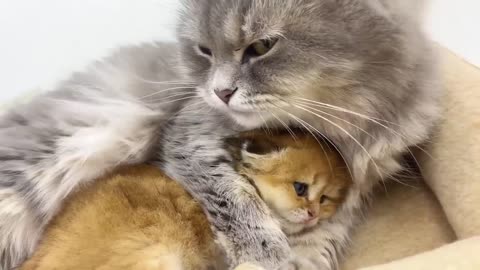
(0, 0, 479, 103)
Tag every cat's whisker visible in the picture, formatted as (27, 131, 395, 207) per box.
(294, 97, 436, 163)
(153, 95, 201, 106)
(273, 106, 337, 180)
(131, 74, 196, 85)
(293, 101, 377, 141)
(294, 97, 400, 127)
(140, 87, 197, 100)
(387, 174, 419, 189)
(269, 112, 298, 141)
(256, 111, 273, 136)
(291, 107, 426, 191)
(293, 100, 433, 177)
(293, 103, 384, 180)
(148, 91, 198, 102)
(180, 101, 207, 112)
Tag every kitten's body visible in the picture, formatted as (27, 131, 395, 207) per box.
(0, 0, 440, 269)
(21, 165, 222, 270)
(21, 133, 349, 270)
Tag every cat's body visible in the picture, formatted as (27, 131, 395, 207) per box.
(0, 0, 440, 269)
(21, 132, 350, 270)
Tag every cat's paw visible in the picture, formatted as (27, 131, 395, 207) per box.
(278, 257, 329, 270)
(218, 215, 291, 269)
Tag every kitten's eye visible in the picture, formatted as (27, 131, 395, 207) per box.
(293, 182, 308, 197)
(243, 38, 278, 62)
(198, 45, 213, 57)
(320, 195, 329, 205)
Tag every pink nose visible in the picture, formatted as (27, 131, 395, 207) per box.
(215, 88, 238, 104)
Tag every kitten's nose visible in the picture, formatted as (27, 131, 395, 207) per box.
(215, 88, 238, 104)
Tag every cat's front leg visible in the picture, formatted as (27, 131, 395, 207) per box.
(196, 167, 291, 269)
(160, 158, 290, 269)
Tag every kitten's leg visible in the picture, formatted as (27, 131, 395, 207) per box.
(160, 155, 290, 269)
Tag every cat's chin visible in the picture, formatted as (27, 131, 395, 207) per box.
(228, 111, 272, 129)
(206, 101, 273, 129)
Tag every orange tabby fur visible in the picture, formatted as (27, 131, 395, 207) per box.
(21, 132, 350, 270)
(21, 166, 221, 270)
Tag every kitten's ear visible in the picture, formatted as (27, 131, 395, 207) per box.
(224, 136, 283, 160)
(241, 138, 282, 158)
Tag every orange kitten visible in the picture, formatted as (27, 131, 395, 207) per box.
(227, 131, 351, 235)
(21, 131, 350, 270)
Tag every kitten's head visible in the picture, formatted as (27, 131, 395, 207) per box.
(177, 0, 424, 129)
(227, 131, 351, 234)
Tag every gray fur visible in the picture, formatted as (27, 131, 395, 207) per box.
(175, 0, 440, 268)
(0, 0, 440, 269)
(0, 43, 187, 269)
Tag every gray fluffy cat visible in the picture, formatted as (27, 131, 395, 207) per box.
(0, 0, 440, 269)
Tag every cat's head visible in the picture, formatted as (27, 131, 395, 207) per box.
(227, 131, 351, 234)
(177, 0, 422, 129)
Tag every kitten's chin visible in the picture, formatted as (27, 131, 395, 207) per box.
(280, 221, 309, 235)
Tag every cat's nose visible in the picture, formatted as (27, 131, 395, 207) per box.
(215, 87, 238, 104)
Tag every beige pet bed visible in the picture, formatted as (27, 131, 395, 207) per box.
(342, 46, 480, 270)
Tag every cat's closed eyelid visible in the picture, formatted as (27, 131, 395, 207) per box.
(195, 45, 213, 58)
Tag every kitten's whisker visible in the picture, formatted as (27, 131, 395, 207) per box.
(294, 104, 384, 180)
(140, 87, 196, 100)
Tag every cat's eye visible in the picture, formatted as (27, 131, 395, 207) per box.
(243, 38, 278, 63)
(197, 45, 213, 57)
(293, 182, 308, 197)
